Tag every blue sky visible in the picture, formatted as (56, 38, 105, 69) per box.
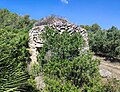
(0, 0, 120, 29)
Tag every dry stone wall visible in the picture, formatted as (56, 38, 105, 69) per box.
(28, 15, 90, 71)
(28, 16, 89, 89)
(28, 16, 89, 68)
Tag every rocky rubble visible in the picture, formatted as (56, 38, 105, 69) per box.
(99, 68, 112, 78)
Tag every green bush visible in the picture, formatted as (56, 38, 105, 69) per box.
(89, 29, 120, 59)
(38, 28, 101, 91)
(0, 9, 36, 91)
(0, 8, 36, 30)
(43, 76, 80, 92)
(0, 28, 29, 91)
(30, 63, 40, 77)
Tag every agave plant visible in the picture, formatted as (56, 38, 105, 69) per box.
(0, 28, 29, 92)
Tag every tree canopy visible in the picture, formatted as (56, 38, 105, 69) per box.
(89, 26, 120, 59)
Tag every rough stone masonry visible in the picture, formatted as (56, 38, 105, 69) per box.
(28, 15, 89, 89)
(28, 15, 89, 68)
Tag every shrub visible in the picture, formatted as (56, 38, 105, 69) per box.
(0, 28, 29, 91)
(38, 28, 101, 91)
(43, 75, 80, 92)
(89, 30, 120, 59)
(29, 63, 40, 77)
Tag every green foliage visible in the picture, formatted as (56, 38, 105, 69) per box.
(91, 23, 101, 32)
(0, 9, 36, 92)
(38, 27, 84, 62)
(43, 76, 80, 92)
(108, 26, 118, 32)
(38, 28, 101, 91)
(80, 23, 101, 32)
(28, 77, 36, 88)
(0, 8, 36, 30)
(89, 29, 120, 59)
(1, 8, 119, 91)
(29, 63, 40, 77)
(0, 28, 29, 91)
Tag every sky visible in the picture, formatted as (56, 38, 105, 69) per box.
(0, 0, 120, 29)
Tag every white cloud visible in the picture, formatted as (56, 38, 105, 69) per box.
(61, 0, 69, 4)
